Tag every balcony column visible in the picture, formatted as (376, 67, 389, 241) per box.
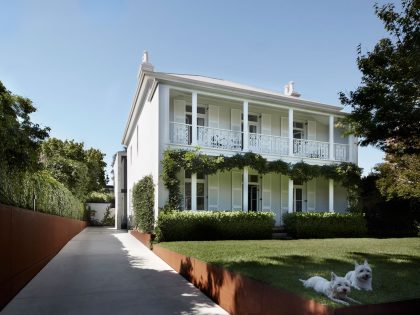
(288, 178, 294, 213)
(329, 115, 334, 160)
(329, 179, 334, 212)
(348, 134, 354, 162)
(243, 167, 249, 212)
(191, 173, 197, 211)
(192, 91, 198, 146)
(243, 100, 249, 151)
(288, 108, 294, 156)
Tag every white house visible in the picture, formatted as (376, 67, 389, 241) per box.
(118, 51, 358, 226)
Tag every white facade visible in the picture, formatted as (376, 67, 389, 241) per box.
(120, 53, 358, 226)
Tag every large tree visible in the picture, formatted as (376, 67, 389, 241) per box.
(339, 0, 420, 156)
(0, 81, 50, 171)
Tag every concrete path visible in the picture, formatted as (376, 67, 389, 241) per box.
(2, 227, 228, 315)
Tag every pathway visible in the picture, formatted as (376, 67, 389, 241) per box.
(2, 227, 228, 315)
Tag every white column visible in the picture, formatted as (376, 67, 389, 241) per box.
(191, 173, 197, 211)
(329, 115, 334, 160)
(243, 167, 249, 212)
(348, 134, 354, 163)
(329, 179, 334, 212)
(288, 108, 294, 156)
(243, 100, 249, 151)
(192, 91, 198, 146)
(288, 178, 294, 213)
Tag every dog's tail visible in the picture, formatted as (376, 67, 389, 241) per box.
(299, 279, 306, 284)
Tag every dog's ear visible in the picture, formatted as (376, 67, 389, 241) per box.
(364, 260, 368, 265)
(331, 272, 336, 281)
(354, 261, 359, 267)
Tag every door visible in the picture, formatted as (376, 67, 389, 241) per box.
(293, 186, 303, 212)
(248, 185, 258, 212)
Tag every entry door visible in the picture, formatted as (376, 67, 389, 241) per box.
(248, 185, 258, 212)
(293, 187, 303, 212)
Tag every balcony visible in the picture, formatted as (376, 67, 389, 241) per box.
(170, 122, 350, 162)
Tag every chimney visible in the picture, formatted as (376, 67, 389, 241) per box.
(138, 50, 154, 79)
(284, 81, 301, 97)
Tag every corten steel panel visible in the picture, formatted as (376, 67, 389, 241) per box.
(130, 230, 152, 248)
(150, 244, 420, 315)
(0, 204, 86, 311)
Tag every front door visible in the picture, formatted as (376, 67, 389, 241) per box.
(293, 187, 303, 212)
(248, 185, 258, 212)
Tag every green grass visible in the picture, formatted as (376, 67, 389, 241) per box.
(160, 238, 420, 307)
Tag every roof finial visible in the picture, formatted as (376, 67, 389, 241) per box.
(142, 50, 149, 64)
(284, 81, 301, 97)
(138, 49, 154, 79)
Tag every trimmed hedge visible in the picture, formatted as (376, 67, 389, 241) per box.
(132, 175, 155, 233)
(156, 211, 275, 242)
(0, 169, 85, 220)
(283, 212, 367, 238)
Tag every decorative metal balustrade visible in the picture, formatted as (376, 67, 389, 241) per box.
(170, 122, 351, 162)
(293, 139, 329, 160)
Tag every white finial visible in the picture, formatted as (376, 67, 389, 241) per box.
(284, 81, 300, 97)
(142, 50, 149, 64)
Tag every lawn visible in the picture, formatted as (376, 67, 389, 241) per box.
(160, 238, 420, 307)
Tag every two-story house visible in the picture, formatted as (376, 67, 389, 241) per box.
(114, 52, 358, 227)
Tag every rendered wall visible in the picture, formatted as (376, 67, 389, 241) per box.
(0, 204, 86, 310)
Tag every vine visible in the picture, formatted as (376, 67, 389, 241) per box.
(162, 148, 362, 211)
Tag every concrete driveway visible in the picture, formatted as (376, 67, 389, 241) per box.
(2, 227, 228, 315)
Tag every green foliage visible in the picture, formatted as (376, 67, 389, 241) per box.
(41, 138, 107, 200)
(155, 211, 275, 242)
(86, 191, 114, 203)
(339, 0, 420, 155)
(283, 212, 367, 238)
(132, 175, 155, 233)
(161, 148, 362, 210)
(0, 81, 50, 172)
(0, 168, 85, 220)
(101, 207, 115, 226)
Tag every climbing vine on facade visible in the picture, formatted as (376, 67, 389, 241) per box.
(161, 148, 362, 211)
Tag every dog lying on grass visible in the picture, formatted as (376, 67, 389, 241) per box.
(345, 260, 373, 291)
(300, 272, 361, 306)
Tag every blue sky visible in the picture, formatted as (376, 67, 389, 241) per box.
(1, 0, 395, 179)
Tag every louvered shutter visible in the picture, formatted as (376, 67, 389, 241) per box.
(208, 105, 219, 128)
(281, 175, 289, 211)
(174, 100, 186, 123)
(208, 173, 219, 210)
(281, 117, 288, 137)
(231, 171, 242, 210)
(307, 178, 316, 212)
(307, 121, 316, 140)
(262, 174, 272, 211)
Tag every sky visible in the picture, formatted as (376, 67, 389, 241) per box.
(0, 0, 395, 180)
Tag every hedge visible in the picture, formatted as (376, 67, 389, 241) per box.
(132, 175, 155, 233)
(156, 211, 275, 242)
(0, 169, 85, 220)
(283, 212, 367, 238)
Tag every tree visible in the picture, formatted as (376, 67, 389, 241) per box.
(0, 81, 50, 172)
(339, 0, 420, 156)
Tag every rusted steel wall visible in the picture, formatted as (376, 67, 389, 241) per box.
(152, 244, 420, 315)
(130, 230, 152, 248)
(0, 204, 87, 310)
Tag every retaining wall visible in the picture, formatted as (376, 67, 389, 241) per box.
(0, 204, 87, 310)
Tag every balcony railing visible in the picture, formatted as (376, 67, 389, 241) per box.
(169, 122, 351, 162)
(293, 138, 329, 160)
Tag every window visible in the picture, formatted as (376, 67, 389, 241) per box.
(249, 175, 259, 183)
(293, 121, 305, 139)
(184, 171, 205, 210)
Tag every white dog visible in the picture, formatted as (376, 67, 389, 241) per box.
(300, 272, 360, 306)
(345, 260, 373, 291)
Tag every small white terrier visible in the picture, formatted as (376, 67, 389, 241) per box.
(345, 260, 373, 291)
(300, 272, 360, 306)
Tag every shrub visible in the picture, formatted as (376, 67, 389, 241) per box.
(0, 169, 85, 220)
(101, 206, 115, 226)
(132, 175, 155, 233)
(283, 212, 367, 238)
(155, 211, 275, 242)
(86, 191, 113, 203)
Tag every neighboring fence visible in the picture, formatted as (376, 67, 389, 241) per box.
(0, 204, 87, 310)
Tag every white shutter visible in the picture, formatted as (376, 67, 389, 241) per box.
(231, 171, 242, 210)
(308, 121, 316, 140)
(261, 114, 271, 135)
(231, 109, 241, 131)
(208, 173, 219, 210)
(208, 105, 219, 128)
(307, 179, 316, 211)
(174, 100, 186, 123)
(262, 174, 272, 211)
(281, 175, 289, 210)
(281, 117, 288, 137)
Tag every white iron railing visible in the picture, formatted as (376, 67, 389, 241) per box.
(334, 144, 349, 161)
(293, 139, 329, 159)
(197, 125, 243, 151)
(170, 122, 191, 145)
(248, 133, 289, 155)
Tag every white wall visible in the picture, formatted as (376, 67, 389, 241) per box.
(113, 151, 126, 229)
(316, 178, 329, 211)
(86, 203, 113, 222)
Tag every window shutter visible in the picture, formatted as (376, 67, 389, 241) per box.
(231, 171, 242, 210)
(208, 105, 219, 128)
(262, 174, 272, 211)
(307, 178, 316, 211)
(281, 117, 288, 137)
(208, 173, 219, 210)
(307, 121, 316, 140)
(261, 114, 271, 135)
(174, 100, 186, 123)
(231, 109, 241, 131)
(281, 175, 289, 211)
